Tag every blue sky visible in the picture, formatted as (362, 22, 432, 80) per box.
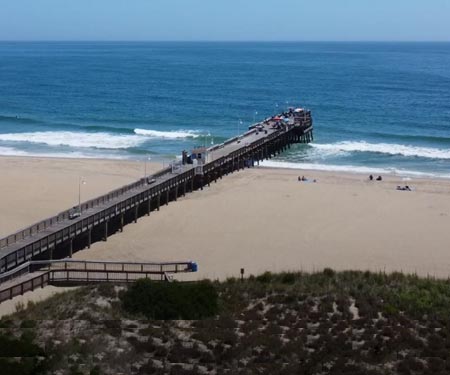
(1, 0, 449, 41)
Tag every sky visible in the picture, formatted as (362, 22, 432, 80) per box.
(0, 0, 449, 42)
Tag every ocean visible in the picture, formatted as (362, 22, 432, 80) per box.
(0, 42, 449, 178)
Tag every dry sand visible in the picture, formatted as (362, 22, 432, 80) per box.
(1, 156, 450, 316)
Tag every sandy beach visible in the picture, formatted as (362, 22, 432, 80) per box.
(1, 156, 450, 316)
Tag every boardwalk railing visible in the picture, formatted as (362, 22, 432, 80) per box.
(0, 259, 197, 304)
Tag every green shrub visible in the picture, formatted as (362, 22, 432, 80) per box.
(0, 331, 48, 374)
(255, 272, 273, 283)
(323, 268, 335, 278)
(121, 279, 218, 319)
(280, 272, 296, 285)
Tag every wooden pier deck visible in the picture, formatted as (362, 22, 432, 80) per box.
(0, 109, 313, 276)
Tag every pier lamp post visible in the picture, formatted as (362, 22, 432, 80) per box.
(237, 119, 242, 137)
(144, 156, 151, 182)
(78, 177, 86, 214)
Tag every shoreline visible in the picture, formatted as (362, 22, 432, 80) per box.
(2, 152, 450, 180)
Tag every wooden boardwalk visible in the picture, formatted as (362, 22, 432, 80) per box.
(0, 109, 313, 276)
(0, 259, 196, 303)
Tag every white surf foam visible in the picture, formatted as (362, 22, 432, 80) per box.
(0, 146, 28, 156)
(310, 141, 450, 160)
(0, 131, 145, 149)
(0, 146, 127, 159)
(260, 160, 450, 179)
(134, 128, 200, 139)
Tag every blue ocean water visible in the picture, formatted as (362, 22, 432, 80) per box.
(0, 42, 449, 177)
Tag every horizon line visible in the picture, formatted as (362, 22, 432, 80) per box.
(0, 40, 449, 43)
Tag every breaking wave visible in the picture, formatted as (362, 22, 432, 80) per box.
(310, 141, 450, 160)
(0, 131, 145, 149)
(134, 128, 200, 139)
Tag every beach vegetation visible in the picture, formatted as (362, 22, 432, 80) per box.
(121, 279, 218, 319)
(3, 270, 450, 374)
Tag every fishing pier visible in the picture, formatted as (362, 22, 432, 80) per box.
(0, 108, 313, 298)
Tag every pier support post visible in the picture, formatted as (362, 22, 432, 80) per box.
(104, 222, 108, 242)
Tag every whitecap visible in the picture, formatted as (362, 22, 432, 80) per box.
(134, 128, 200, 139)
